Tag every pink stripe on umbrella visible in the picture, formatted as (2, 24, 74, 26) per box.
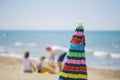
(66, 59, 86, 64)
(74, 31, 84, 36)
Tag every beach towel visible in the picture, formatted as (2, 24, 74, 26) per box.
(58, 23, 87, 80)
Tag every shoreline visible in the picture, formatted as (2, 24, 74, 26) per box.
(0, 54, 120, 71)
(0, 55, 120, 80)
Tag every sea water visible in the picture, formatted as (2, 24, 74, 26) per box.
(0, 30, 120, 70)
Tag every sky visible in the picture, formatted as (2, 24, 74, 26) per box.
(0, 0, 120, 31)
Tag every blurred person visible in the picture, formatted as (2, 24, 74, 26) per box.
(37, 56, 57, 74)
(45, 45, 68, 72)
(22, 51, 36, 72)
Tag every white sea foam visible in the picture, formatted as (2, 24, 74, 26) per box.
(0, 51, 22, 59)
(93, 51, 120, 59)
(15, 42, 23, 46)
(15, 42, 36, 47)
(0, 52, 40, 61)
(25, 43, 36, 47)
(94, 51, 110, 57)
(110, 53, 120, 59)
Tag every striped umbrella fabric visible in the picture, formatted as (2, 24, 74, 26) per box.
(58, 23, 87, 80)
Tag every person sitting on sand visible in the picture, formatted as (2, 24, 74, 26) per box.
(37, 56, 57, 74)
(23, 51, 36, 72)
(45, 45, 68, 72)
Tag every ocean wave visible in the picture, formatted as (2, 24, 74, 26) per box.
(15, 42, 23, 46)
(110, 53, 120, 59)
(93, 51, 120, 59)
(14, 42, 36, 47)
(0, 52, 40, 61)
(25, 43, 36, 47)
(94, 51, 110, 57)
(0, 52, 22, 59)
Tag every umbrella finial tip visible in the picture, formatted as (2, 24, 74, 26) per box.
(78, 21, 82, 26)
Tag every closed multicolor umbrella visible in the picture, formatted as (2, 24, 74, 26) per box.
(58, 23, 87, 80)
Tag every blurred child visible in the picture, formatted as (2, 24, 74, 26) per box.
(37, 56, 57, 74)
(23, 51, 36, 72)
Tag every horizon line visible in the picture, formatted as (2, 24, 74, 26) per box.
(0, 29, 120, 31)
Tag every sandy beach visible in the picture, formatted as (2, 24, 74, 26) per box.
(0, 55, 120, 80)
